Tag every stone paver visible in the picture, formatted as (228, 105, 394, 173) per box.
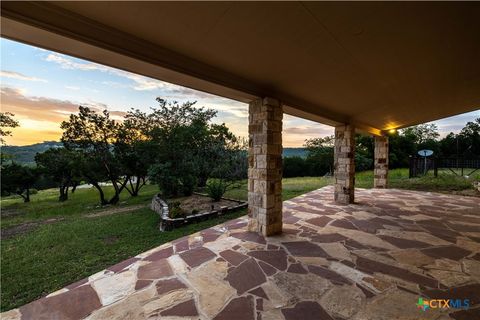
(3, 186, 479, 319)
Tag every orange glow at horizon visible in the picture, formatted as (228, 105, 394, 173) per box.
(3, 125, 62, 146)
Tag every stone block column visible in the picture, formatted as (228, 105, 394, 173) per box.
(247, 97, 283, 236)
(334, 124, 355, 204)
(374, 136, 389, 188)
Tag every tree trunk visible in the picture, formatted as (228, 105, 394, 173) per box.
(132, 177, 140, 196)
(109, 193, 119, 205)
(71, 182, 78, 193)
(91, 182, 108, 205)
(198, 175, 208, 188)
(108, 177, 128, 205)
(59, 186, 69, 202)
(24, 188, 30, 203)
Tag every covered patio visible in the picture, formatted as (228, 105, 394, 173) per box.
(2, 1, 479, 236)
(3, 186, 479, 320)
(1, 2, 479, 319)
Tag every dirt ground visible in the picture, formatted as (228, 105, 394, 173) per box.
(1, 204, 148, 240)
(1, 218, 64, 240)
(170, 194, 242, 215)
(85, 204, 147, 218)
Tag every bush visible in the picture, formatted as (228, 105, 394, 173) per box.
(29, 188, 38, 195)
(149, 163, 198, 197)
(149, 163, 180, 197)
(206, 179, 227, 202)
(283, 156, 306, 177)
(180, 174, 197, 196)
(169, 201, 185, 219)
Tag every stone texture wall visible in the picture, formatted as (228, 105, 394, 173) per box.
(374, 136, 389, 188)
(334, 124, 355, 204)
(247, 97, 283, 236)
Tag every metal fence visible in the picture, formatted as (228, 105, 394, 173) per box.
(409, 156, 480, 178)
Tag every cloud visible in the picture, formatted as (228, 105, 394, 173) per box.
(43, 52, 254, 119)
(65, 85, 80, 90)
(0, 70, 47, 82)
(0, 86, 126, 145)
(284, 126, 333, 136)
(425, 110, 480, 137)
(44, 52, 247, 107)
(45, 53, 186, 92)
(1, 86, 79, 123)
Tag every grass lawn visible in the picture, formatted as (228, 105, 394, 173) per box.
(0, 176, 330, 311)
(356, 168, 480, 194)
(1, 170, 478, 311)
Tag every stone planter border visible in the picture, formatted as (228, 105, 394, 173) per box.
(151, 193, 247, 231)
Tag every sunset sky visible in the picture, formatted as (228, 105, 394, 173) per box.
(1, 38, 478, 146)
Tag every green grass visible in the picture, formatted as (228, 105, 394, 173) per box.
(0, 184, 159, 229)
(1, 201, 246, 311)
(223, 176, 333, 201)
(1, 171, 478, 311)
(0, 176, 331, 311)
(356, 168, 480, 193)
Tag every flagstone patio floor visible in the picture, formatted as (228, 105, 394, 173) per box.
(2, 186, 480, 320)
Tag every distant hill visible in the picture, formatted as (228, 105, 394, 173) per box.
(2, 141, 63, 165)
(283, 148, 307, 158)
(2, 142, 307, 165)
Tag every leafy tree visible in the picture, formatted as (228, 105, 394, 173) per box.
(35, 148, 80, 201)
(0, 112, 19, 145)
(304, 135, 334, 176)
(458, 118, 480, 156)
(1, 112, 20, 165)
(1, 163, 37, 202)
(115, 112, 154, 196)
(61, 106, 126, 205)
(401, 124, 440, 144)
(355, 134, 374, 171)
(283, 156, 306, 177)
(139, 98, 246, 197)
(387, 131, 417, 168)
(194, 123, 242, 187)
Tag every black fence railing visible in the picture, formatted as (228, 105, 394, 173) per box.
(409, 156, 480, 178)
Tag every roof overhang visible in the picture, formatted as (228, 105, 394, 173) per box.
(2, 1, 479, 136)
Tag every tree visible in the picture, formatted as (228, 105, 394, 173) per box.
(1, 163, 37, 202)
(194, 123, 243, 187)
(401, 124, 440, 144)
(283, 156, 306, 177)
(61, 106, 126, 205)
(304, 136, 334, 176)
(145, 99, 217, 197)
(115, 112, 154, 196)
(458, 118, 480, 156)
(1, 112, 20, 166)
(35, 148, 80, 201)
(355, 134, 374, 171)
(0, 112, 19, 145)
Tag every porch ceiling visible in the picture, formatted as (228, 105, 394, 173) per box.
(2, 1, 479, 134)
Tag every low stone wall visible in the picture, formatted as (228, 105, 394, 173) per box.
(151, 193, 248, 231)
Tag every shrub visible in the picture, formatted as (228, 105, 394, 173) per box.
(206, 179, 227, 202)
(283, 156, 306, 177)
(149, 163, 180, 197)
(169, 201, 185, 219)
(180, 174, 197, 196)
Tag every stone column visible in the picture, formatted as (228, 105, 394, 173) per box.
(247, 97, 283, 236)
(374, 136, 389, 188)
(334, 124, 355, 204)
